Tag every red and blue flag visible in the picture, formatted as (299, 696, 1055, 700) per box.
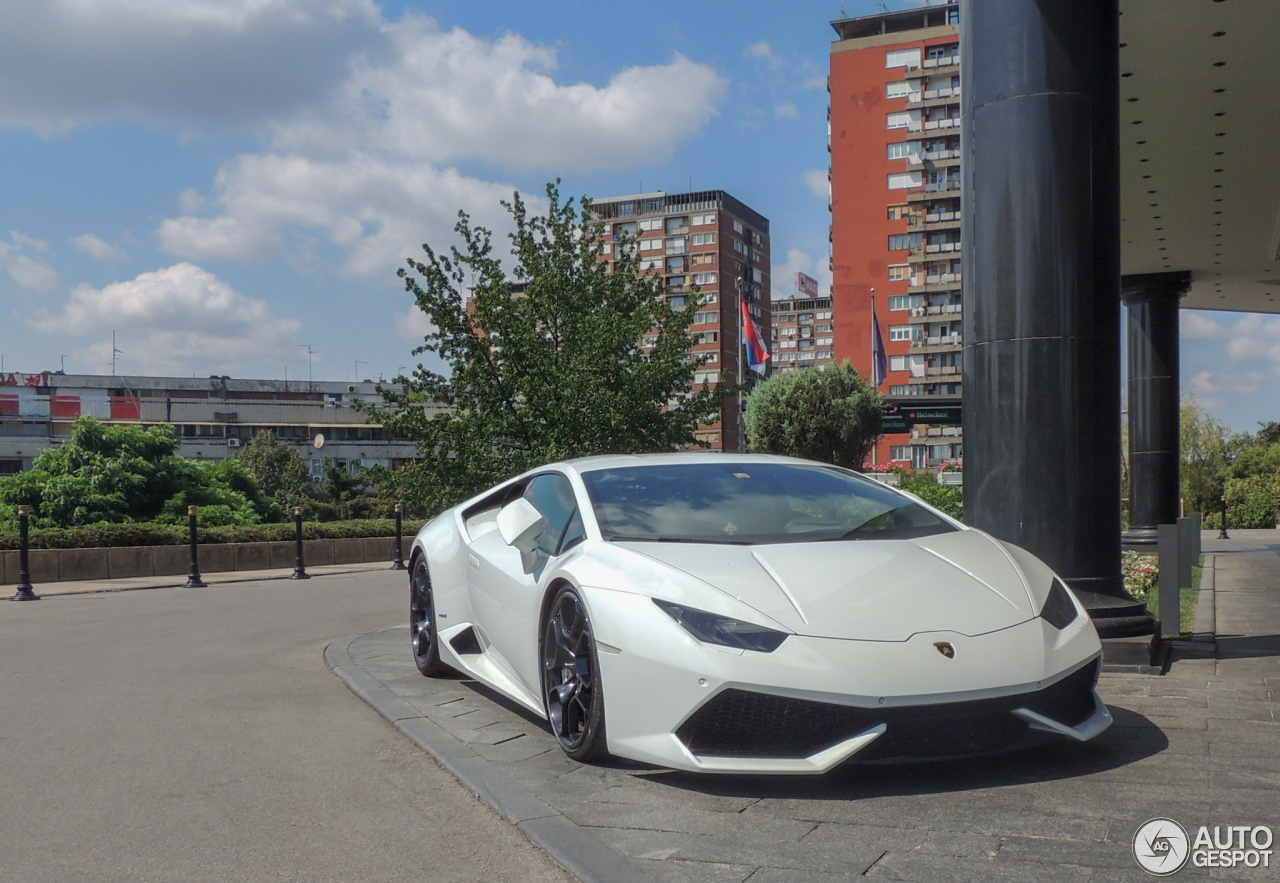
(741, 302, 770, 376)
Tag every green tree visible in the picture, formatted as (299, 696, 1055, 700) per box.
(373, 181, 725, 511)
(236, 430, 310, 518)
(0, 418, 267, 527)
(313, 460, 371, 522)
(1180, 398, 1229, 515)
(743, 361, 883, 470)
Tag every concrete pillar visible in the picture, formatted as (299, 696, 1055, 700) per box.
(1122, 272, 1190, 544)
(960, 0, 1154, 637)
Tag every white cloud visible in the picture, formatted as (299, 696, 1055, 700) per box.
(396, 304, 436, 341)
(0, 0, 384, 135)
(802, 169, 829, 200)
(774, 102, 799, 119)
(0, 231, 58, 292)
(70, 233, 125, 260)
(33, 263, 301, 375)
(801, 75, 827, 90)
(156, 13, 725, 277)
(772, 247, 832, 300)
(744, 40, 782, 72)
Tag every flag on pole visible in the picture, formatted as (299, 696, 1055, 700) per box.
(871, 297, 887, 388)
(741, 301, 770, 376)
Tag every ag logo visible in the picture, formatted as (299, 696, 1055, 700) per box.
(933, 641, 955, 659)
(1133, 817, 1190, 876)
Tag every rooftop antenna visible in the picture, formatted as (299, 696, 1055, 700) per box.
(298, 344, 317, 386)
(355, 360, 368, 382)
(111, 331, 124, 376)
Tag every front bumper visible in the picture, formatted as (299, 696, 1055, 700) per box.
(582, 586, 1109, 774)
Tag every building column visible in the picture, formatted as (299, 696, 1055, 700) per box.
(960, 0, 1154, 637)
(1122, 272, 1189, 544)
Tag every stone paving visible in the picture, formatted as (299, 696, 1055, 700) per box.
(334, 537, 1280, 882)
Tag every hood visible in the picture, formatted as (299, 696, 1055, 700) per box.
(618, 529, 1036, 641)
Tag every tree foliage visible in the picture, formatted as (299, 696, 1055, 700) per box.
(236, 430, 311, 517)
(743, 361, 883, 469)
(0, 418, 269, 528)
(372, 181, 725, 511)
(896, 471, 964, 521)
(1180, 400, 1279, 529)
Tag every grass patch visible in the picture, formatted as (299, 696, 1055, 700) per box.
(1145, 555, 1202, 638)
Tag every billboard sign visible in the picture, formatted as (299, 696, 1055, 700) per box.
(796, 272, 819, 298)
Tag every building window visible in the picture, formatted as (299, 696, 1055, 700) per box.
(639, 218, 661, 231)
(888, 233, 922, 251)
(889, 355, 908, 372)
(885, 48, 921, 69)
(887, 204, 909, 220)
(692, 253, 715, 265)
(888, 295, 909, 311)
(614, 221, 636, 237)
(888, 171, 922, 190)
(638, 258, 661, 271)
(693, 272, 716, 285)
(733, 220, 745, 234)
(665, 237, 687, 255)
(666, 216, 689, 233)
(694, 331, 718, 344)
(886, 111, 912, 129)
(886, 80, 911, 99)
(890, 446, 912, 462)
(640, 237, 662, 251)
(888, 324, 917, 342)
(691, 232, 716, 246)
(692, 213, 716, 226)
(600, 242, 612, 255)
(887, 142, 920, 160)
(888, 265, 909, 282)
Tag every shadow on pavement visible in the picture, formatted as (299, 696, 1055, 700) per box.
(1215, 633, 1280, 659)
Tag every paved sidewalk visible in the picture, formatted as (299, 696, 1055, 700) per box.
(5, 560, 393, 597)
(331, 538, 1280, 883)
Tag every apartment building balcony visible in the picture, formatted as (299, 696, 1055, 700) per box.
(906, 214, 961, 233)
(906, 303, 964, 324)
(905, 90, 960, 111)
(924, 241, 960, 255)
(906, 181, 961, 201)
(908, 273, 962, 294)
(908, 333, 963, 354)
(924, 365, 963, 377)
(904, 59, 960, 79)
(921, 118, 959, 133)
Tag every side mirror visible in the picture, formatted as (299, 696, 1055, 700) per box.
(497, 497, 546, 555)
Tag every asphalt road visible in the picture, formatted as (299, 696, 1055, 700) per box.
(0, 573, 574, 883)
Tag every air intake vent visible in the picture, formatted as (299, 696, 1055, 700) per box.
(449, 627, 482, 656)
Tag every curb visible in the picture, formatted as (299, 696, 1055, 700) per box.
(325, 628, 651, 883)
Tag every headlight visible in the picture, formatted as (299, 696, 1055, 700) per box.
(1040, 577, 1081, 630)
(653, 600, 788, 652)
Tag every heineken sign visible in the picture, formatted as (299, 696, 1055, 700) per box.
(882, 404, 961, 433)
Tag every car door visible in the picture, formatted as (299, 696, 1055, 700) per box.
(466, 472, 585, 695)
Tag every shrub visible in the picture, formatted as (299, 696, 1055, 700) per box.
(1121, 551, 1158, 601)
(895, 471, 964, 521)
(0, 518, 430, 550)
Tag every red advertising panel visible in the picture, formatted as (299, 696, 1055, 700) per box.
(49, 395, 82, 419)
(797, 272, 819, 298)
(110, 396, 142, 420)
(0, 395, 18, 416)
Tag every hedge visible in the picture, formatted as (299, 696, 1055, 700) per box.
(0, 518, 430, 551)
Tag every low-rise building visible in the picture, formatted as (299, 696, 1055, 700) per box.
(0, 371, 434, 476)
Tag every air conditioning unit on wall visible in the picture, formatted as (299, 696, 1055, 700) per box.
(227, 438, 242, 448)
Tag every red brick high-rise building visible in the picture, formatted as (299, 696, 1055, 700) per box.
(828, 3, 963, 469)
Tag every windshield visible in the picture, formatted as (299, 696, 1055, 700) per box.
(581, 462, 957, 545)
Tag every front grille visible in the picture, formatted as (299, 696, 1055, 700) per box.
(675, 658, 1101, 760)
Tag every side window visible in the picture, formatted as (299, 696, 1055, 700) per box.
(523, 474, 580, 556)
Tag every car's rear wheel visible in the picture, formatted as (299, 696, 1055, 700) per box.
(410, 556, 447, 676)
(542, 586, 609, 761)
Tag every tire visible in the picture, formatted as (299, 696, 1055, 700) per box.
(541, 586, 609, 762)
(410, 556, 448, 677)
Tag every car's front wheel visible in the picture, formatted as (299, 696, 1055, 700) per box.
(541, 586, 609, 761)
(410, 556, 447, 676)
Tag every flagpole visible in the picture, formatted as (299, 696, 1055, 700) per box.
(736, 276, 745, 452)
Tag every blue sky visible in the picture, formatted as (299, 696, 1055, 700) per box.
(0, 0, 1274, 434)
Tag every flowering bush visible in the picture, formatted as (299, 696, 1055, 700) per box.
(937, 459, 963, 473)
(866, 462, 905, 474)
(1121, 551, 1158, 600)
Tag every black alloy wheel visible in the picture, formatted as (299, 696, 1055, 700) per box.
(410, 557, 447, 676)
(542, 587, 609, 761)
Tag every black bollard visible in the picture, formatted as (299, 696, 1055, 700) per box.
(11, 504, 39, 601)
(1218, 496, 1230, 541)
(391, 502, 406, 570)
(291, 507, 309, 580)
(184, 505, 206, 588)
